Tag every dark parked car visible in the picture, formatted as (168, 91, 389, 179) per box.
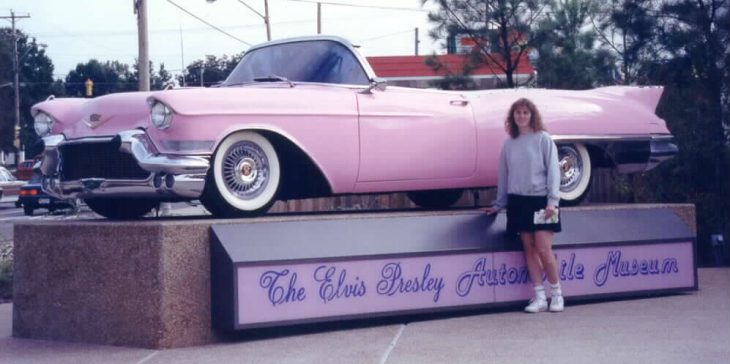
(15, 174, 74, 216)
(15, 159, 37, 181)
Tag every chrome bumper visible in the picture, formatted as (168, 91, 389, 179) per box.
(40, 130, 211, 200)
(554, 134, 678, 174)
(647, 135, 678, 169)
(613, 135, 678, 173)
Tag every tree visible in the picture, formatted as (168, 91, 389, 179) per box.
(65, 59, 136, 97)
(423, 0, 551, 88)
(593, 0, 659, 85)
(178, 53, 244, 87)
(424, 54, 481, 90)
(129, 61, 174, 91)
(534, 0, 617, 89)
(0, 28, 56, 155)
(0, 29, 16, 152)
(633, 0, 728, 264)
(151, 63, 173, 90)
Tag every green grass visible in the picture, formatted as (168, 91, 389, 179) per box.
(0, 258, 12, 301)
(0, 241, 13, 301)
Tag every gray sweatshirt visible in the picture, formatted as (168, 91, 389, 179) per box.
(493, 130, 561, 209)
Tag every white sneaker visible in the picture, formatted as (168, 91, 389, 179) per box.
(524, 298, 548, 313)
(549, 296, 564, 312)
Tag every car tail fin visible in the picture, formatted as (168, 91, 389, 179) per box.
(596, 86, 664, 113)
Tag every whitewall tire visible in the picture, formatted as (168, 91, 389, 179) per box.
(202, 131, 280, 216)
(558, 143, 591, 205)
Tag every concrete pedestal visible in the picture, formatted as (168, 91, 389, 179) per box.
(11, 204, 696, 348)
(12, 220, 214, 348)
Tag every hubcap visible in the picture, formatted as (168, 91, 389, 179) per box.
(558, 146, 582, 193)
(222, 141, 269, 199)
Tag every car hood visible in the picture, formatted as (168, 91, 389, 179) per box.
(32, 91, 153, 139)
(34, 84, 344, 139)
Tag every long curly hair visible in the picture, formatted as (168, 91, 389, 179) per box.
(505, 98, 546, 138)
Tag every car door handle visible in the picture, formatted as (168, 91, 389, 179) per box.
(450, 100, 469, 106)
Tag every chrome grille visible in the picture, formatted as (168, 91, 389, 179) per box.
(59, 141, 150, 180)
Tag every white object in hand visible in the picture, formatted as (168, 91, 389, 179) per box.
(533, 209, 559, 224)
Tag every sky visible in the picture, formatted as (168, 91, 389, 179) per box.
(1, 0, 442, 80)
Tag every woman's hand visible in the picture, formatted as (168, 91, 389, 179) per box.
(484, 207, 499, 215)
(544, 205, 558, 219)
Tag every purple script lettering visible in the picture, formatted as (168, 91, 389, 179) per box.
(593, 250, 680, 286)
(559, 253, 585, 281)
(259, 269, 306, 306)
(313, 265, 367, 304)
(456, 258, 530, 297)
(376, 263, 445, 302)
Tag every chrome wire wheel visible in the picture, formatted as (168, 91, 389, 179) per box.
(222, 141, 270, 200)
(206, 131, 280, 214)
(559, 146, 583, 193)
(557, 143, 591, 204)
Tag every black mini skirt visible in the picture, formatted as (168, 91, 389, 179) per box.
(506, 194, 562, 234)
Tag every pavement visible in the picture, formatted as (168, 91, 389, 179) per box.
(0, 268, 727, 364)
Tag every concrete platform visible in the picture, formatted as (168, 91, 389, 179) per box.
(1, 268, 727, 364)
(12, 204, 698, 348)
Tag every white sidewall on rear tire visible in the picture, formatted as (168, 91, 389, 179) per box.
(559, 143, 591, 202)
(212, 131, 280, 211)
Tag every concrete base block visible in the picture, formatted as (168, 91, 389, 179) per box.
(11, 203, 695, 348)
(12, 220, 215, 348)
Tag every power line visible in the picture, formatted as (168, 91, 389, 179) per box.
(27, 17, 312, 39)
(1, 10, 31, 157)
(236, 0, 266, 19)
(358, 29, 413, 43)
(23, 18, 132, 56)
(165, 0, 252, 46)
(286, 0, 428, 12)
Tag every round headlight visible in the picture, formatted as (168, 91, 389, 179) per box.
(150, 101, 173, 130)
(33, 112, 54, 137)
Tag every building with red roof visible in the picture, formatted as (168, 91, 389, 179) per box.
(366, 53, 535, 89)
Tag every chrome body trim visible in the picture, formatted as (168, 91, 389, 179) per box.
(551, 134, 674, 142)
(647, 137, 679, 170)
(552, 134, 678, 173)
(40, 130, 211, 200)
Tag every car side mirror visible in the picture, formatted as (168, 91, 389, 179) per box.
(361, 78, 388, 94)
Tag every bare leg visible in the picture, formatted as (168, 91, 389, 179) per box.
(534, 230, 560, 285)
(520, 232, 543, 286)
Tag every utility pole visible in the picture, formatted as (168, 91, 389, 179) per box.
(263, 0, 271, 41)
(179, 23, 186, 86)
(134, 0, 150, 91)
(415, 27, 420, 56)
(1, 10, 30, 164)
(317, 2, 321, 34)
(213, 1, 270, 41)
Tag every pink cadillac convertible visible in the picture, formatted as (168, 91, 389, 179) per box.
(31, 36, 677, 219)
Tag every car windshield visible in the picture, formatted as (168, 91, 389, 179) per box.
(29, 174, 43, 184)
(223, 40, 370, 86)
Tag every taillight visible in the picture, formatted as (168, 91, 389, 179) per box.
(30, 189, 39, 196)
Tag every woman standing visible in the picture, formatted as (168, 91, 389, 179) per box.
(485, 98, 564, 313)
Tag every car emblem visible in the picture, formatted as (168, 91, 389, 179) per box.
(85, 113, 104, 128)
